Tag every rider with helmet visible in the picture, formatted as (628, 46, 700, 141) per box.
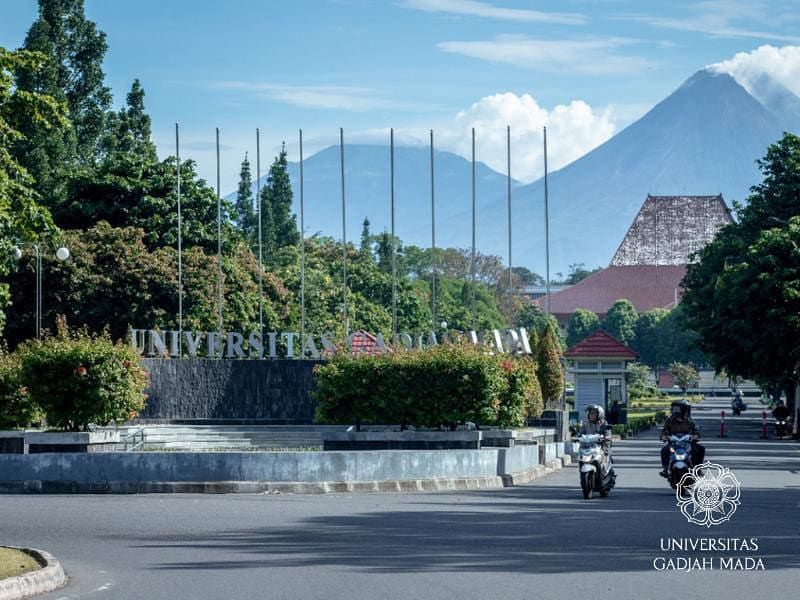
(659, 399, 705, 477)
(582, 404, 611, 436)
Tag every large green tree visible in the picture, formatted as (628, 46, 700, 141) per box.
(683, 133, 800, 406)
(259, 144, 298, 267)
(602, 299, 638, 345)
(566, 308, 600, 348)
(235, 153, 255, 243)
(14, 0, 111, 207)
(1, 48, 65, 334)
(538, 322, 565, 406)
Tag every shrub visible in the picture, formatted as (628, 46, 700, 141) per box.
(16, 325, 149, 431)
(314, 344, 543, 429)
(0, 352, 42, 429)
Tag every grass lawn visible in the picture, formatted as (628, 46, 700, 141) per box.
(0, 547, 40, 579)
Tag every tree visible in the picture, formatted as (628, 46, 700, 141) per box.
(564, 262, 601, 285)
(359, 217, 372, 261)
(631, 308, 669, 368)
(566, 308, 600, 348)
(260, 144, 298, 267)
(1, 48, 65, 334)
(683, 133, 800, 409)
(99, 79, 156, 163)
(669, 362, 699, 399)
(234, 153, 256, 242)
(511, 266, 544, 286)
(538, 322, 565, 406)
(14, 0, 112, 207)
(602, 299, 638, 345)
(3, 222, 290, 347)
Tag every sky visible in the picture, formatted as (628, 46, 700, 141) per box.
(2, 0, 800, 193)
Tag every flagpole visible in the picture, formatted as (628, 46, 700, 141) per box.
(544, 125, 551, 316)
(256, 128, 263, 344)
(340, 128, 349, 337)
(507, 124, 512, 291)
(430, 128, 436, 328)
(390, 128, 397, 337)
(176, 123, 182, 342)
(299, 128, 306, 356)
(216, 127, 223, 340)
(471, 127, 476, 329)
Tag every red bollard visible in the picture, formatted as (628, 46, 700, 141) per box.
(719, 410, 727, 437)
(760, 410, 768, 439)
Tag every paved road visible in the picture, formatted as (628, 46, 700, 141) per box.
(1, 396, 798, 600)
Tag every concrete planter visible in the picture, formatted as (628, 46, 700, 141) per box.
(323, 431, 482, 450)
(0, 430, 120, 454)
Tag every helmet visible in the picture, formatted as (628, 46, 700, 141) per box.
(586, 404, 605, 422)
(670, 399, 690, 418)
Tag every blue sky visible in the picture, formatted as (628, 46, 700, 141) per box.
(2, 0, 800, 191)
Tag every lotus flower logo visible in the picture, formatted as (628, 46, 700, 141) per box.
(676, 462, 741, 528)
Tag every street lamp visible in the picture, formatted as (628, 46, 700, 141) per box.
(11, 243, 70, 339)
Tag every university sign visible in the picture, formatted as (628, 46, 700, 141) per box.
(130, 327, 535, 359)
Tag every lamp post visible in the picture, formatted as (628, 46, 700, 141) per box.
(11, 243, 70, 339)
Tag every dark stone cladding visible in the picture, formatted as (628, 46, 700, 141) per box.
(139, 359, 323, 423)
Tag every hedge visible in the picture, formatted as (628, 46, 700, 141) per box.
(0, 351, 42, 429)
(14, 324, 149, 431)
(313, 344, 544, 429)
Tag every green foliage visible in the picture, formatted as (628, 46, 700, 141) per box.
(683, 133, 800, 395)
(314, 345, 544, 429)
(566, 308, 600, 348)
(0, 351, 42, 428)
(16, 322, 148, 430)
(260, 145, 298, 267)
(562, 262, 601, 285)
(669, 362, 700, 394)
(235, 153, 256, 243)
(14, 0, 111, 204)
(0, 47, 64, 334)
(3, 222, 290, 347)
(538, 322, 564, 406)
(602, 299, 638, 345)
(627, 362, 659, 401)
(631, 308, 669, 367)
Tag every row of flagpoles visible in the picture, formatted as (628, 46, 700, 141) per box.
(172, 125, 552, 346)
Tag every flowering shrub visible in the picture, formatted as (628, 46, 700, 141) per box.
(0, 351, 42, 428)
(16, 325, 149, 431)
(314, 344, 544, 429)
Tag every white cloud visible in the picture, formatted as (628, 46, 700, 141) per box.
(618, 1, 800, 44)
(401, 0, 586, 25)
(212, 81, 416, 112)
(710, 44, 800, 97)
(436, 92, 617, 182)
(437, 36, 652, 74)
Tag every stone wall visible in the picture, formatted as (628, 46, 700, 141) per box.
(140, 359, 322, 423)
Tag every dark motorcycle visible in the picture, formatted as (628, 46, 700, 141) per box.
(775, 418, 788, 439)
(666, 434, 693, 489)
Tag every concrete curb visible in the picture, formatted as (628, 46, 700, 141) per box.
(0, 547, 67, 600)
(501, 456, 570, 486)
(1, 476, 508, 495)
(0, 460, 571, 494)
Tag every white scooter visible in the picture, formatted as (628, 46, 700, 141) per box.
(576, 431, 616, 499)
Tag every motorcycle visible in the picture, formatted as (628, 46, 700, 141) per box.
(731, 397, 747, 416)
(576, 432, 616, 499)
(666, 434, 693, 489)
(775, 418, 788, 439)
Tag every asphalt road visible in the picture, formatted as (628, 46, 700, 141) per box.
(1, 396, 798, 600)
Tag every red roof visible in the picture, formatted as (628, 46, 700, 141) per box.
(565, 330, 638, 359)
(535, 264, 686, 320)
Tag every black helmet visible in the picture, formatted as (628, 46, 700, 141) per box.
(586, 404, 605, 422)
(670, 399, 690, 418)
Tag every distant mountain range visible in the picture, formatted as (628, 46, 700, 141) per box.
(232, 68, 800, 276)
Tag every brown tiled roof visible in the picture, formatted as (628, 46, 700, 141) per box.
(535, 264, 686, 320)
(610, 195, 733, 266)
(565, 330, 638, 359)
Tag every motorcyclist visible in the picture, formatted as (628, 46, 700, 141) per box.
(581, 404, 611, 436)
(772, 399, 790, 421)
(659, 399, 705, 477)
(731, 388, 746, 414)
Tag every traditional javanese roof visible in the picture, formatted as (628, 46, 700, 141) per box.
(564, 330, 638, 359)
(538, 264, 686, 320)
(610, 194, 733, 266)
